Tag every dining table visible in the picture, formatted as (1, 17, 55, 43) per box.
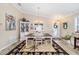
(25, 33, 53, 46)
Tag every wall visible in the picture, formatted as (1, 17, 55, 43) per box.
(50, 15, 77, 38)
(0, 4, 24, 51)
(60, 16, 75, 37)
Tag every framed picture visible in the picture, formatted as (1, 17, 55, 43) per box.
(63, 22, 68, 29)
(54, 23, 58, 28)
(5, 13, 16, 31)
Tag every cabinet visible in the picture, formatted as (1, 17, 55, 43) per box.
(20, 21, 30, 41)
(74, 37, 79, 49)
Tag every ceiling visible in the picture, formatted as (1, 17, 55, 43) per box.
(13, 3, 79, 19)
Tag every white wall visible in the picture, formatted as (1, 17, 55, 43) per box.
(0, 4, 24, 51)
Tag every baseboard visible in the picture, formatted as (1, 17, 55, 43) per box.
(0, 40, 18, 51)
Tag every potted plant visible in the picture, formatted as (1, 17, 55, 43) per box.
(62, 35, 72, 44)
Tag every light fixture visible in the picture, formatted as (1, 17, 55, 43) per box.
(35, 6, 41, 23)
(35, 6, 40, 21)
(34, 6, 44, 24)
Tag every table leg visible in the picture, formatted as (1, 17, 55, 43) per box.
(26, 38, 27, 46)
(51, 37, 52, 45)
(74, 37, 76, 49)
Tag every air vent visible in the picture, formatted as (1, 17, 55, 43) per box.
(17, 3, 22, 6)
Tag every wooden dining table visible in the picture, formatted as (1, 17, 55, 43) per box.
(25, 33, 53, 46)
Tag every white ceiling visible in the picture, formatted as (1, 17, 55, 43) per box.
(13, 3, 79, 18)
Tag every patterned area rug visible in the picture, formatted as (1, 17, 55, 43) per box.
(7, 40, 69, 55)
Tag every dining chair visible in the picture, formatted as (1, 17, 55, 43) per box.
(35, 37, 43, 45)
(27, 38, 34, 45)
(44, 38, 51, 45)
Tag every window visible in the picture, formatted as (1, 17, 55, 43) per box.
(75, 16, 79, 33)
(34, 24, 43, 32)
